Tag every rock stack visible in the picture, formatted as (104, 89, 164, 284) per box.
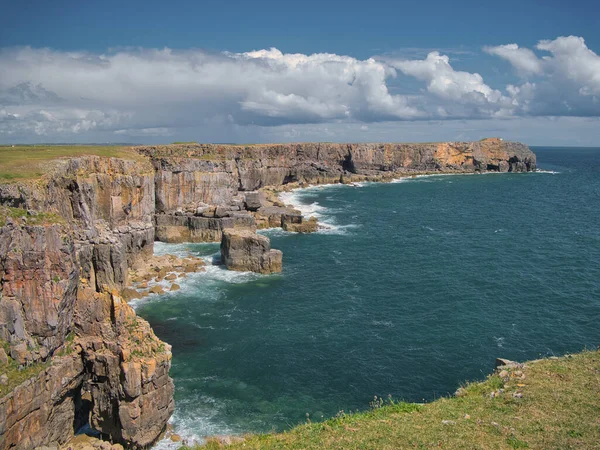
(220, 229, 282, 274)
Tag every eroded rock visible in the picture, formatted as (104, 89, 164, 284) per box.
(220, 229, 282, 274)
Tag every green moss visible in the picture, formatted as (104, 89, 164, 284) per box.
(0, 206, 66, 227)
(0, 339, 51, 396)
(55, 332, 77, 357)
(183, 350, 600, 450)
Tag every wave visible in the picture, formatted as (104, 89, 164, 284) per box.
(279, 186, 360, 235)
(391, 169, 553, 184)
(129, 248, 263, 310)
(152, 389, 248, 449)
(278, 191, 328, 219)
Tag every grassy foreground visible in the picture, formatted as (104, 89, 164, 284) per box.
(186, 350, 600, 449)
(0, 145, 146, 181)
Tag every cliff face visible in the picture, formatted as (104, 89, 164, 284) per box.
(0, 139, 536, 449)
(0, 157, 173, 449)
(141, 138, 536, 210)
(142, 139, 535, 243)
(0, 222, 78, 365)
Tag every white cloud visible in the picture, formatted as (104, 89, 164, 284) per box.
(536, 36, 600, 96)
(483, 44, 543, 75)
(486, 36, 600, 116)
(387, 52, 516, 118)
(0, 46, 425, 139)
(0, 37, 599, 142)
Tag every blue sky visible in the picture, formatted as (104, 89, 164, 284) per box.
(1, 0, 600, 145)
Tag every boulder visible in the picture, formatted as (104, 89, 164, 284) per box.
(10, 343, 28, 366)
(244, 192, 266, 211)
(283, 217, 319, 233)
(214, 206, 233, 218)
(220, 229, 282, 274)
(120, 288, 142, 301)
(148, 285, 165, 295)
(281, 212, 303, 226)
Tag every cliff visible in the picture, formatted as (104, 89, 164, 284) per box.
(0, 139, 536, 449)
(143, 138, 535, 243)
(0, 157, 172, 449)
(140, 138, 535, 211)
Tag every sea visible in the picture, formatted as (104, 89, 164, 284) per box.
(133, 147, 600, 447)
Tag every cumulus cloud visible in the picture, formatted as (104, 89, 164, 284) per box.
(387, 51, 516, 118)
(483, 44, 543, 75)
(0, 46, 425, 139)
(536, 36, 600, 96)
(0, 36, 599, 141)
(485, 36, 600, 116)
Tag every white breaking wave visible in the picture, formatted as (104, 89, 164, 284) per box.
(278, 185, 363, 235)
(390, 170, 547, 183)
(279, 190, 328, 219)
(535, 169, 560, 174)
(129, 246, 263, 310)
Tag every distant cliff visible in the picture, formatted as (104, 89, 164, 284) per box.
(140, 138, 535, 211)
(0, 139, 536, 449)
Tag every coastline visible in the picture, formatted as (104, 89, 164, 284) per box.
(0, 140, 540, 449)
(145, 167, 559, 448)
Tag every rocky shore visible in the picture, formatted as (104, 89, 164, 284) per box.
(0, 138, 536, 448)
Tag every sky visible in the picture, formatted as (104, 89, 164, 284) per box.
(1, 0, 600, 145)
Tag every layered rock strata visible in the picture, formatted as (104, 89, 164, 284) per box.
(0, 156, 172, 449)
(220, 229, 283, 274)
(140, 138, 535, 241)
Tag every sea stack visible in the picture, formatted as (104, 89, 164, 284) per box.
(220, 229, 283, 274)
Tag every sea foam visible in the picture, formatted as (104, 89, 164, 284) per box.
(278, 185, 360, 235)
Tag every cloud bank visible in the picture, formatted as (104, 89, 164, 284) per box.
(0, 35, 599, 142)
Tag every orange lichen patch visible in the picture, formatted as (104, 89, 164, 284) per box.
(435, 143, 470, 166)
(477, 138, 510, 160)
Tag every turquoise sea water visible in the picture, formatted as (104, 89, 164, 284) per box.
(137, 147, 600, 445)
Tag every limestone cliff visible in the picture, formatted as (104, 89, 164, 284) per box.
(0, 156, 172, 449)
(141, 138, 536, 243)
(0, 139, 536, 449)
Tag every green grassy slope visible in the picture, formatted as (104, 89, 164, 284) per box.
(0, 145, 146, 181)
(187, 350, 600, 450)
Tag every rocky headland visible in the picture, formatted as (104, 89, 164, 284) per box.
(0, 138, 536, 448)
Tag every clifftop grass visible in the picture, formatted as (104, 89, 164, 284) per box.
(0, 145, 147, 181)
(187, 350, 600, 450)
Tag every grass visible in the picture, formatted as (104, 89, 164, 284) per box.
(0, 145, 148, 181)
(0, 206, 66, 227)
(0, 339, 51, 395)
(184, 350, 600, 450)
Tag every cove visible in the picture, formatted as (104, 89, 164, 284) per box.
(136, 146, 600, 444)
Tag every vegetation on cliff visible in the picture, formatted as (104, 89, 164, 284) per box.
(0, 145, 148, 181)
(186, 350, 600, 450)
(0, 339, 50, 394)
(0, 205, 65, 227)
